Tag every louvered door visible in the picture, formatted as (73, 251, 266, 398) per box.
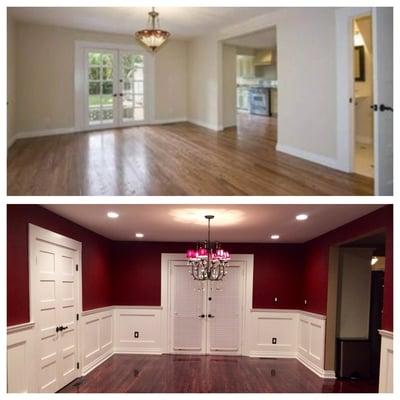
(169, 260, 244, 355)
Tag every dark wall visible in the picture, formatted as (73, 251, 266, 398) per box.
(7, 205, 113, 326)
(302, 206, 393, 331)
(7, 205, 393, 333)
(111, 242, 304, 309)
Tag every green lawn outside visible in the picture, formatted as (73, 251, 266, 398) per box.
(89, 95, 113, 107)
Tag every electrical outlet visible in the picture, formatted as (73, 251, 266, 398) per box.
(134, 331, 139, 338)
(272, 337, 277, 344)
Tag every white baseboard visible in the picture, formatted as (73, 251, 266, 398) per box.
(249, 351, 297, 358)
(187, 118, 223, 132)
(297, 353, 336, 379)
(15, 127, 77, 140)
(82, 350, 113, 376)
(7, 135, 17, 149)
(152, 117, 187, 125)
(276, 143, 342, 171)
(114, 349, 162, 355)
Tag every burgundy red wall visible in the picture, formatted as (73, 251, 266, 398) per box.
(7, 205, 393, 333)
(111, 242, 304, 309)
(7, 205, 113, 326)
(302, 206, 393, 331)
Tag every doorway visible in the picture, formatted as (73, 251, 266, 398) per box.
(326, 232, 386, 388)
(167, 258, 246, 355)
(29, 224, 82, 393)
(352, 15, 374, 178)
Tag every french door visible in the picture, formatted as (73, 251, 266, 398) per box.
(84, 48, 145, 128)
(29, 225, 81, 393)
(169, 261, 244, 355)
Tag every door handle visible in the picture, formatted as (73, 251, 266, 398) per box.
(370, 104, 378, 111)
(119, 93, 123, 97)
(208, 314, 215, 318)
(59, 326, 68, 332)
(379, 104, 393, 112)
(198, 314, 205, 318)
(56, 326, 60, 332)
(113, 94, 117, 97)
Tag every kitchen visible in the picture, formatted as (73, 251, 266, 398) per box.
(230, 26, 278, 120)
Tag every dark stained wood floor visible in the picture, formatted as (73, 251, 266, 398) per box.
(8, 114, 373, 196)
(59, 354, 378, 393)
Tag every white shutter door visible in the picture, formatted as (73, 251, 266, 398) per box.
(171, 263, 206, 353)
(207, 263, 243, 354)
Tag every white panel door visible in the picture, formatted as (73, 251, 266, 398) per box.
(30, 225, 81, 393)
(373, 7, 393, 195)
(169, 260, 244, 355)
(207, 263, 244, 355)
(170, 262, 207, 353)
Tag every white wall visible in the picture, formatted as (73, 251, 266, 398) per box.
(7, 14, 17, 147)
(12, 21, 187, 135)
(187, 35, 221, 130)
(222, 45, 237, 128)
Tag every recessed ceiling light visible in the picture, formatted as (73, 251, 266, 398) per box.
(135, 233, 144, 238)
(296, 214, 308, 221)
(107, 211, 119, 219)
(270, 234, 280, 240)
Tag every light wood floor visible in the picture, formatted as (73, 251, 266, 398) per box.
(7, 114, 373, 196)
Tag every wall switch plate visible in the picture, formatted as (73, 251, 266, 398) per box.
(272, 337, 277, 344)
(134, 331, 139, 338)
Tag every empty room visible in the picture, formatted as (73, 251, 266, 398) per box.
(7, 204, 393, 393)
(6, 7, 393, 196)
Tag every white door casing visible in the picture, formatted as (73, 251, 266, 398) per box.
(372, 7, 393, 195)
(74, 41, 155, 132)
(29, 224, 82, 393)
(162, 254, 253, 356)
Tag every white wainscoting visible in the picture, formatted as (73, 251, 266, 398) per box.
(81, 307, 114, 375)
(246, 310, 298, 358)
(113, 306, 163, 354)
(7, 322, 36, 393)
(245, 309, 334, 379)
(297, 311, 334, 378)
(378, 330, 393, 393)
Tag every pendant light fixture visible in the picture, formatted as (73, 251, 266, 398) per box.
(186, 215, 230, 281)
(135, 7, 171, 52)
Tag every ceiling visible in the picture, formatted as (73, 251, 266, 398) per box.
(224, 27, 277, 49)
(43, 204, 384, 243)
(8, 7, 279, 39)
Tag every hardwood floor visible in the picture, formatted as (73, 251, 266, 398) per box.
(8, 114, 373, 195)
(59, 354, 378, 393)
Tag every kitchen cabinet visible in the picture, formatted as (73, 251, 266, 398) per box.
(254, 49, 274, 66)
(237, 56, 255, 78)
(237, 87, 249, 111)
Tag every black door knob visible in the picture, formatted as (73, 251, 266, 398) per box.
(198, 314, 205, 318)
(208, 314, 215, 318)
(56, 326, 60, 332)
(59, 326, 68, 331)
(379, 104, 393, 112)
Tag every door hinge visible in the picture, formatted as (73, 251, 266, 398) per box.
(76, 313, 79, 321)
(77, 362, 80, 369)
(76, 264, 78, 271)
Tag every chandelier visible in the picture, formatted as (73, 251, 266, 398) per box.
(186, 215, 230, 281)
(135, 7, 171, 52)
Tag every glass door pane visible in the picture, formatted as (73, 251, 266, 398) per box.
(87, 50, 117, 126)
(120, 53, 145, 123)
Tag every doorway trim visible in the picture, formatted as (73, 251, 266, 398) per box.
(28, 224, 83, 392)
(334, 7, 372, 174)
(160, 253, 254, 355)
(74, 40, 155, 132)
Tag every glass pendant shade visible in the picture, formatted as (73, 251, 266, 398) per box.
(186, 216, 230, 281)
(135, 8, 171, 51)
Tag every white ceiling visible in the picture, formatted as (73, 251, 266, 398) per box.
(42, 204, 383, 243)
(224, 27, 277, 49)
(8, 7, 279, 39)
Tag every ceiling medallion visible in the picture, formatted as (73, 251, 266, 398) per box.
(186, 215, 230, 281)
(135, 7, 171, 52)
